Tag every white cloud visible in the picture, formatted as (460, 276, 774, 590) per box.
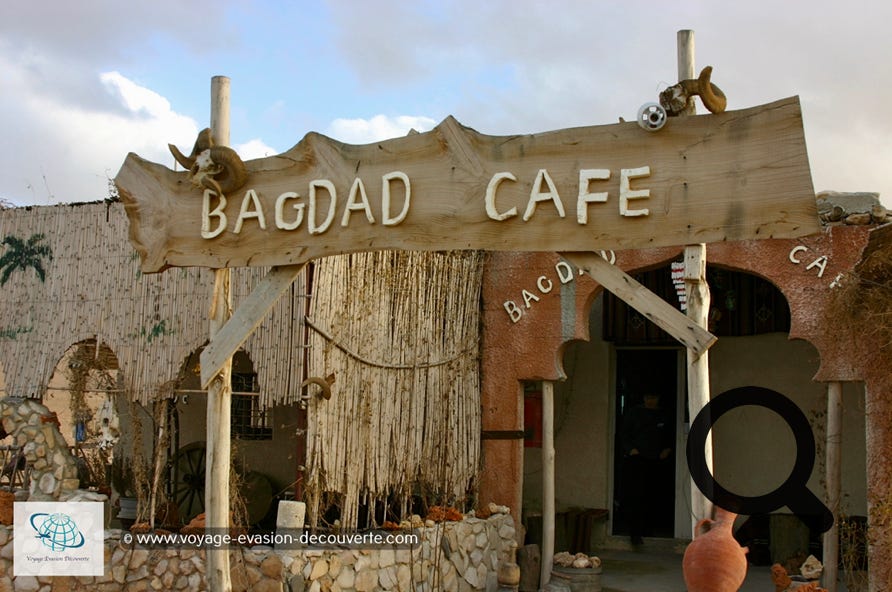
(325, 115, 437, 145)
(100, 72, 175, 119)
(235, 139, 279, 161)
(0, 64, 198, 205)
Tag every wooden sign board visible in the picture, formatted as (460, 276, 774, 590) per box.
(116, 97, 820, 273)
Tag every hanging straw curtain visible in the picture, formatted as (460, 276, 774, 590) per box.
(304, 250, 483, 530)
(0, 202, 306, 407)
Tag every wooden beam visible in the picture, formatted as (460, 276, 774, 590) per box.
(823, 381, 843, 592)
(540, 380, 556, 590)
(678, 30, 714, 531)
(200, 263, 306, 388)
(561, 252, 716, 357)
(685, 243, 714, 529)
(677, 29, 697, 116)
(205, 75, 233, 592)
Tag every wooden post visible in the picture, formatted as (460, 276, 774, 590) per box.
(540, 380, 556, 590)
(678, 29, 714, 533)
(206, 75, 233, 592)
(677, 30, 697, 116)
(823, 381, 843, 592)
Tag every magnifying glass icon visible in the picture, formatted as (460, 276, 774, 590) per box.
(686, 386, 834, 533)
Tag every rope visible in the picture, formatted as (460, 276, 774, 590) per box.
(303, 316, 474, 370)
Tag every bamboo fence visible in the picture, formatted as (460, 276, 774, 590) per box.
(1, 203, 484, 527)
(304, 250, 483, 530)
(0, 202, 307, 408)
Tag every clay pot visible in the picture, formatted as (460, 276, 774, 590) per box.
(498, 546, 521, 591)
(682, 507, 748, 592)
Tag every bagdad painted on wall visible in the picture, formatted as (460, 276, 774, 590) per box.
(115, 96, 821, 273)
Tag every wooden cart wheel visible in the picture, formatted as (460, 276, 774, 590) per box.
(170, 441, 207, 522)
(168, 442, 274, 525)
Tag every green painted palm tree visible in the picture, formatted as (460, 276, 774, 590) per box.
(0, 233, 53, 285)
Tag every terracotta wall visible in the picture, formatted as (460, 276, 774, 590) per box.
(479, 225, 891, 586)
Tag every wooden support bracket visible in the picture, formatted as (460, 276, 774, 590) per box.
(200, 263, 306, 388)
(561, 251, 716, 357)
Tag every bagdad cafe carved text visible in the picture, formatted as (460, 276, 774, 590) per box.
(200, 166, 653, 239)
(115, 97, 820, 273)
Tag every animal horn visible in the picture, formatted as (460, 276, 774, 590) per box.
(168, 143, 195, 169)
(168, 128, 214, 170)
(301, 376, 333, 400)
(697, 66, 727, 114)
(206, 146, 248, 195)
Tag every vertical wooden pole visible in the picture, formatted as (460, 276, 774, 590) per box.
(678, 29, 714, 534)
(677, 30, 697, 116)
(823, 381, 843, 592)
(206, 75, 233, 592)
(540, 380, 555, 590)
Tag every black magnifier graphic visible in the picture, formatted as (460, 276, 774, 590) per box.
(686, 386, 834, 533)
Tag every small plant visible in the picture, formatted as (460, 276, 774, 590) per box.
(838, 513, 868, 592)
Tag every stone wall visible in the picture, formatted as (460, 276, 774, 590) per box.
(0, 398, 80, 501)
(0, 512, 517, 591)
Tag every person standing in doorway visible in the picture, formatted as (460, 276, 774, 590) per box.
(620, 392, 673, 546)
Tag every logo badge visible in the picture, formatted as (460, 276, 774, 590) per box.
(14, 502, 104, 576)
(30, 512, 86, 551)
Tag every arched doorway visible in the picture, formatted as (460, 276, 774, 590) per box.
(602, 263, 793, 541)
(519, 261, 834, 552)
(43, 338, 121, 491)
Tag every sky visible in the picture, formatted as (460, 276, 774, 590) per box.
(1, 0, 890, 208)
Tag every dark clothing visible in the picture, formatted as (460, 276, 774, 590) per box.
(624, 455, 659, 539)
(620, 404, 672, 460)
(620, 402, 673, 540)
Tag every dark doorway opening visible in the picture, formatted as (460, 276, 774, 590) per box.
(612, 348, 678, 538)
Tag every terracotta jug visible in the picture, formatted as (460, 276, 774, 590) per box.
(682, 507, 748, 592)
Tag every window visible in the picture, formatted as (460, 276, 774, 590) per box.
(231, 372, 272, 440)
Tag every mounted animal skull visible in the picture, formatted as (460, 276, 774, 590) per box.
(168, 128, 248, 196)
(659, 66, 727, 116)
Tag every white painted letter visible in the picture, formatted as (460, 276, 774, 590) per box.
(577, 169, 610, 224)
(789, 245, 807, 264)
(341, 178, 375, 227)
(619, 166, 651, 217)
(485, 172, 518, 221)
(524, 169, 565, 221)
(382, 171, 411, 226)
(522, 289, 540, 308)
(806, 256, 828, 278)
(275, 192, 305, 231)
(537, 276, 554, 294)
(504, 300, 523, 323)
(309, 180, 337, 235)
(556, 261, 575, 284)
(234, 189, 267, 234)
(202, 190, 227, 239)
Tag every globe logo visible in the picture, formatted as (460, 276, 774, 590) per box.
(29, 513, 86, 551)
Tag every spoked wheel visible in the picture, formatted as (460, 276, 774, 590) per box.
(167, 441, 274, 526)
(169, 441, 207, 522)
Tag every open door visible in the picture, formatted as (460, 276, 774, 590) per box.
(612, 348, 679, 539)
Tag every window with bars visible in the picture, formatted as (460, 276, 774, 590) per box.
(231, 372, 272, 440)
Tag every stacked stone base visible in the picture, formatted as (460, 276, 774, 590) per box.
(0, 513, 517, 591)
(0, 398, 80, 500)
